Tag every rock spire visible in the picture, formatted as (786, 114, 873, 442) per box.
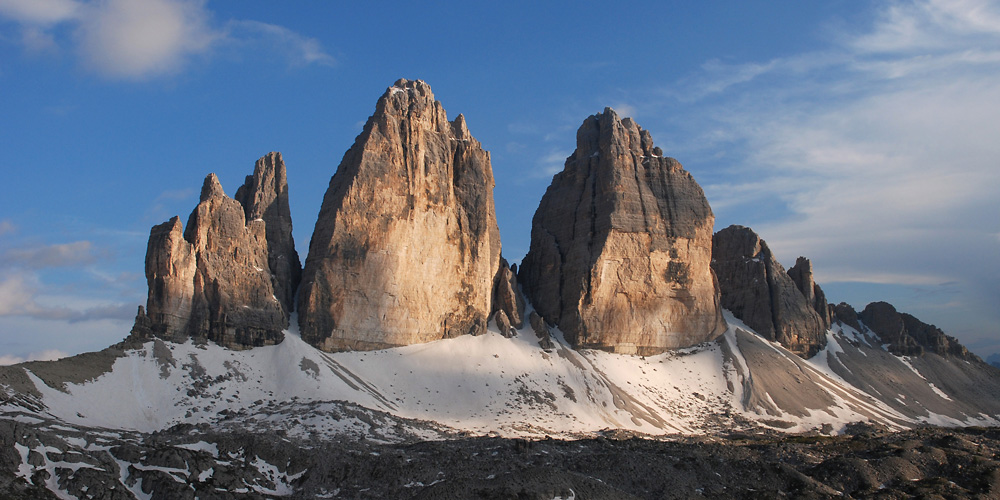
(136, 156, 299, 348)
(518, 108, 726, 355)
(297, 79, 502, 351)
(711, 225, 827, 358)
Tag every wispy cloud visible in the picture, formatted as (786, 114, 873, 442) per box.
(227, 20, 336, 67)
(0, 270, 135, 322)
(0, 240, 97, 269)
(0, 219, 15, 236)
(654, 1, 1000, 337)
(0, 0, 335, 80)
(532, 149, 571, 178)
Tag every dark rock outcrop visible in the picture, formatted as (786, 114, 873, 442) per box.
(297, 79, 502, 351)
(140, 158, 297, 348)
(518, 108, 726, 355)
(860, 301, 977, 360)
(492, 257, 524, 329)
(234, 152, 302, 315)
(787, 257, 831, 330)
(831, 302, 862, 332)
(711, 225, 827, 358)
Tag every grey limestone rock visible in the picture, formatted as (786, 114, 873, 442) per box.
(831, 302, 862, 332)
(859, 301, 977, 360)
(297, 79, 502, 351)
(234, 152, 302, 315)
(788, 256, 831, 330)
(492, 257, 525, 329)
(711, 225, 827, 358)
(140, 158, 298, 349)
(519, 108, 726, 355)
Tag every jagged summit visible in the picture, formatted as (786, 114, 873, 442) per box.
(519, 108, 726, 355)
(711, 225, 828, 358)
(297, 78, 503, 351)
(234, 152, 301, 315)
(133, 154, 298, 349)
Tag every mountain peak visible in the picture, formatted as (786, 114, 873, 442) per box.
(520, 111, 725, 355)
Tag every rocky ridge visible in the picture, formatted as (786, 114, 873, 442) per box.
(711, 225, 827, 358)
(857, 301, 977, 360)
(133, 157, 298, 348)
(296, 79, 502, 351)
(519, 108, 726, 355)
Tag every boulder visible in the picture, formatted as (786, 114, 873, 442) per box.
(711, 225, 827, 358)
(529, 311, 555, 351)
(297, 79, 502, 351)
(519, 108, 726, 355)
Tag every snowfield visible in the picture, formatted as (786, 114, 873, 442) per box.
(5, 310, 997, 441)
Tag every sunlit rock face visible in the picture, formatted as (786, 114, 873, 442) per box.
(297, 79, 502, 351)
(519, 108, 726, 355)
(711, 225, 827, 358)
(139, 156, 298, 348)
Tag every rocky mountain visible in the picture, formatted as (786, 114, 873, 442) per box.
(712, 225, 828, 357)
(297, 79, 503, 351)
(519, 108, 726, 355)
(132, 155, 299, 349)
(858, 301, 976, 359)
(3, 79, 1000, 499)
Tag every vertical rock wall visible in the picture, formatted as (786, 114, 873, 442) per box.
(519, 108, 726, 355)
(297, 79, 502, 351)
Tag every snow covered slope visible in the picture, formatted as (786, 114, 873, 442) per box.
(4, 310, 999, 440)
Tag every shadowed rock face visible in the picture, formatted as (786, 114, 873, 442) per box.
(234, 152, 302, 315)
(711, 225, 827, 358)
(519, 108, 726, 355)
(297, 79, 502, 351)
(139, 166, 291, 348)
(788, 256, 831, 330)
(860, 301, 977, 360)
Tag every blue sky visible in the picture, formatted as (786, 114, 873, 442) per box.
(1, 0, 998, 362)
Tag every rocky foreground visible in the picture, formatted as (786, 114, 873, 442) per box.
(3, 417, 1000, 499)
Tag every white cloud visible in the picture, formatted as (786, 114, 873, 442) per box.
(0, 349, 70, 366)
(0, 0, 334, 80)
(650, 0, 1000, 348)
(75, 0, 219, 79)
(0, 220, 14, 236)
(0, 0, 78, 24)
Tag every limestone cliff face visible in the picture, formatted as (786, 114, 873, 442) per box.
(519, 108, 726, 355)
(234, 152, 302, 315)
(711, 225, 827, 358)
(297, 79, 502, 351)
(139, 170, 289, 348)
